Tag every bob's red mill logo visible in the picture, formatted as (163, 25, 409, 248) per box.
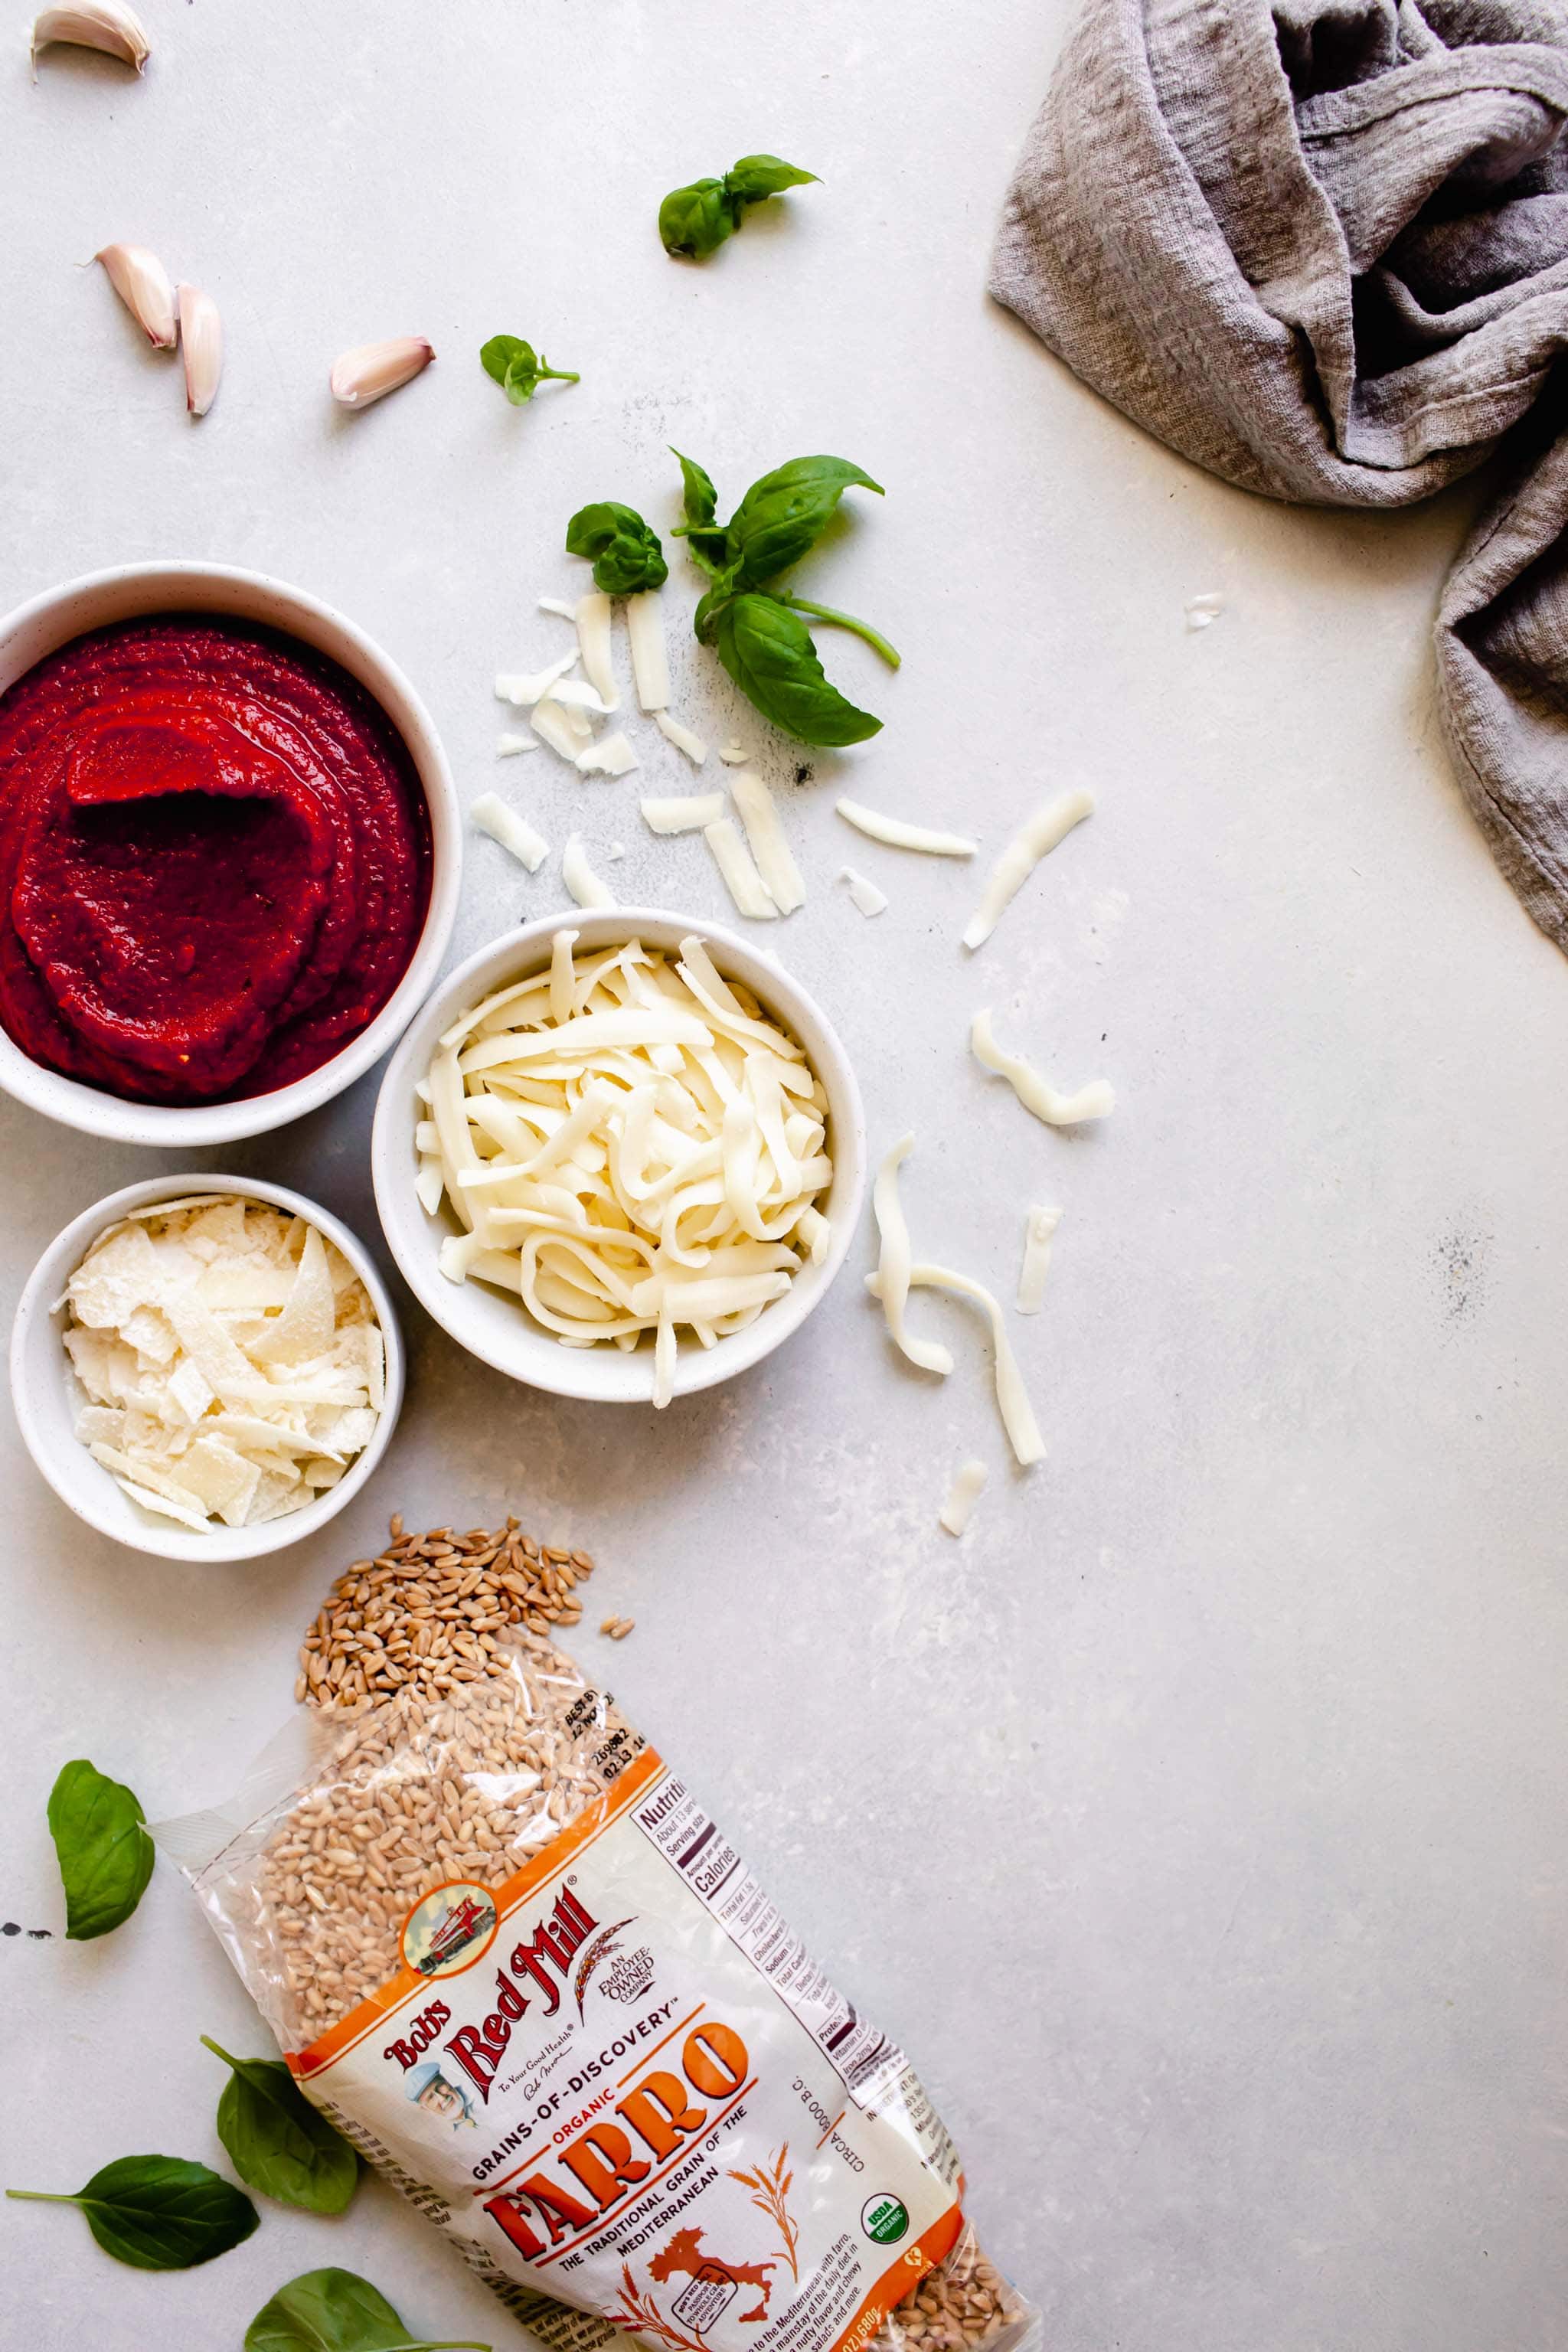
(385, 1886, 597, 2099)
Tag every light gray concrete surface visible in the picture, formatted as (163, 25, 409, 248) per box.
(2, 6, 1564, 2349)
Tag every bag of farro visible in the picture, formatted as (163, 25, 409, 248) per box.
(160, 1521, 1038, 2352)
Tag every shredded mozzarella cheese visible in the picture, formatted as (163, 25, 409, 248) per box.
(1018, 1204, 1062, 1314)
(962, 786, 1095, 951)
(495, 648, 580, 707)
(418, 934, 831, 1406)
(497, 731, 537, 756)
(642, 792, 725, 835)
(576, 731, 640, 777)
(839, 867, 887, 918)
(471, 792, 549, 875)
(717, 743, 750, 765)
(939, 1459, 988, 1537)
(867, 1257, 1044, 1468)
(836, 798, 978, 858)
(575, 590, 619, 710)
(867, 1135, 952, 1377)
(704, 818, 777, 920)
(531, 697, 590, 763)
(562, 837, 615, 909)
(970, 1009, 1114, 1124)
(626, 589, 671, 710)
(655, 711, 708, 765)
(730, 770, 805, 915)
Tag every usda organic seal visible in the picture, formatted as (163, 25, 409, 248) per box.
(860, 2193, 910, 2245)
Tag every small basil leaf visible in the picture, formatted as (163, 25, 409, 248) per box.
(565, 501, 668, 595)
(693, 573, 740, 646)
(724, 154, 818, 201)
(671, 448, 718, 530)
(724, 456, 884, 586)
(202, 2037, 358, 2214)
(714, 594, 881, 746)
(244, 2265, 491, 2352)
(47, 1758, 154, 1941)
(479, 335, 527, 387)
(7, 2155, 258, 2270)
(658, 178, 738, 260)
(482, 336, 580, 405)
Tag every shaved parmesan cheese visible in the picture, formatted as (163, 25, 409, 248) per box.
(730, 770, 805, 916)
(576, 731, 640, 778)
(836, 798, 978, 858)
(563, 836, 615, 909)
(939, 1459, 988, 1537)
(1185, 592, 1225, 631)
(497, 731, 537, 756)
(626, 589, 671, 711)
(418, 934, 828, 1406)
(971, 1008, 1114, 1125)
(607, 841, 626, 861)
(655, 711, 707, 765)
(962, 786, 1095, 951)
(550, 678, 620, 717)
(63, 1200, 382, 1532)
(717, 743, 749, 766)
(704, 818, 776, 920)
(867, 1256, 1044, 1468)
(642, 792, 724, 835)
(839, 867, 887, 918)
(575, 590, 620, 710)
(868, 1135, 952, 1377)
(1018, 1204, 1062, 1314)
(538, 595, 579, 620)
(531, 696, 591, 763)
(495, 648, 580, 707)
(472, 792, 549, 874)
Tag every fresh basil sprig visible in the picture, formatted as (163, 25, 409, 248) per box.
(201, 2037, 359, 2214)
(245, 2265, 491, 2352)
(671, 450, 899, 746)
(6, 2155, 257, 2269)
(47, 1758, 155, 1941)
(658, 155, 817, 259)
(479, 336, 579, 405)
(565, 501, 668, 595)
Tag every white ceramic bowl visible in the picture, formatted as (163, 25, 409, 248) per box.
(0, 561, 461, 1145)
(372, 910, 867, 1405)
(11, 1173, 404, 1560)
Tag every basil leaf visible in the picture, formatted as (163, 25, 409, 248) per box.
(202, 2037, 358, 2214)
(47, 1758, 154, 1940)
(244, 2265, 491, 2352)
(724, 456, 884, 586)
(565, 501, 668, 595)
(669, 449, 730, 577)
(724, 154, 818, 201)
(713, 594, 881, 746)
(479, 335, 580, 405)
(6, 2154, 257, 2269)
(658, 178, 739, 260)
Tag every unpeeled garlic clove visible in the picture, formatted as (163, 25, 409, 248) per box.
(329, 336, 433, 410)
(32, 3, 150, 74)
(94, 242, 176, 348)
(177, 283, 221, 416)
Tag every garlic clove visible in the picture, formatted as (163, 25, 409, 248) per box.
(32, 4, 150, 74)
(329, 337, 434, 410)
(94, 242, 177, 348)
(177, 283, 222, 417)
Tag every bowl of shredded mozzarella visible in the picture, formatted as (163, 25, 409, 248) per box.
(371, 910, 866, 1405)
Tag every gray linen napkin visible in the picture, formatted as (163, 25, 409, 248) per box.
(992, 0, 1568, 954)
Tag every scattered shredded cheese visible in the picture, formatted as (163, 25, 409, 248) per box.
(869, 1258, 1044, 1467)
(576, 731, 640, 778)
(655, 711, 708, 766)
(531, 697, 590, 763)
(962, 787, 1095, 951)
(971, 1009, 1114, 1125)
(418, 933, 831, 1406)
(704, 818, 776, 920)
(642, 792, 725, 835)
(939, 1459, 988, 1537)
(717, 743, 749, 766)
(64, 1199, 383, 1530)
(538, 596, 579, 620)
(1185, 592, 1226, 631)
(839, 867, 887, 918)
(575, 590, 619, 710)
(471, 792, 549, 875)
(626, 590, 671, 711)
(1018, 1204, 1063, 1314)
(497, 731, 537, 757)
(730, 771, 805, 916)
(562, 836, 615, 909)
(837, 798, 978, 858)
(495, 648, 580, 707)
(549, 678, 620, 717)
(868, 1135, 952, 1377)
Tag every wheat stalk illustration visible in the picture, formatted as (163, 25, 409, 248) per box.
(726, 2142, 800, 2282)
(573, 1916, 635, 2016)
(606, 2262, 713, 2352)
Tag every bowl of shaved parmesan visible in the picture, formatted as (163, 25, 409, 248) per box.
(371, 910, 866, 1406)
(11, 1174, 403, 1559)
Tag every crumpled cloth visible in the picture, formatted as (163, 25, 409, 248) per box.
(991, 0, 1568, 956)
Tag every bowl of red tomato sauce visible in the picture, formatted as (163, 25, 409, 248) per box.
(0, 563, 460, 1144)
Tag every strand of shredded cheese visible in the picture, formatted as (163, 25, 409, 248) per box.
(868, 1135, 952, 1377)
(839, 867, 887, 918)
(574, 591, 619, 710)
(626, 590, 670, 711)
(971, 1009, 1114, 1125)
(704, 818, 776, 920)
(655, 712, 707, 765)
(577, 732, 639, 777)
(495, 648, 580, 707)
(837, 798, 978, 858)
(562, 837, 614, 909)
(471, 792, 549, 875)
(962, 786, 1095, 951)
(730, 770, 805, 916)
(939, 1459, 988, 1536)
(642, 792, 724, 835)
(1018, 1204, 1062, 1314)
(867, 1258, 1044, 1467)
